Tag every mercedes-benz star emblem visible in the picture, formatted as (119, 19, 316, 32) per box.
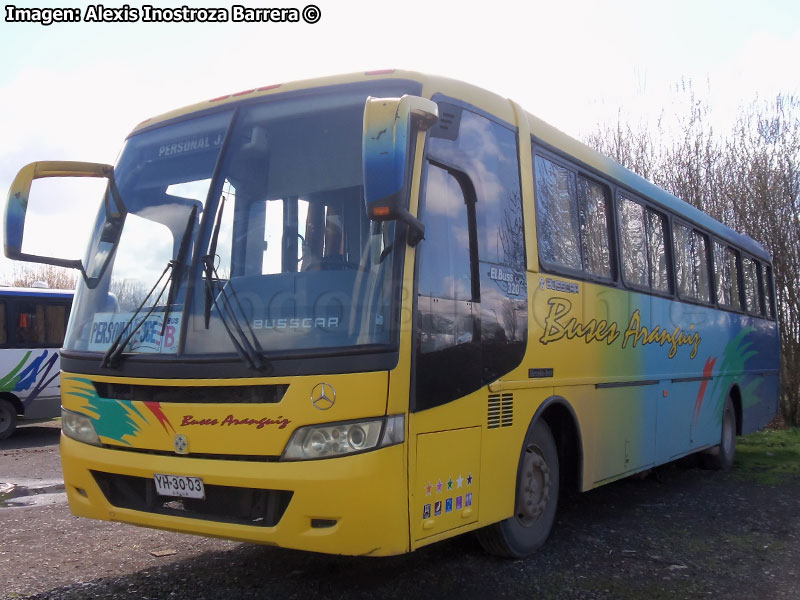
(311, 383, 336, 410)
(174, 434, 189, 455)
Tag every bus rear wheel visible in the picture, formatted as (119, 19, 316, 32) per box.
(476, 419, 559, 557)
(0, 398, 18, 440)
(703, 395, 736, 471)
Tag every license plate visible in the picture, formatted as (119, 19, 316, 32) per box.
(153, 473, 205, 499)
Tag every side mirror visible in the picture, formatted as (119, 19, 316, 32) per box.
(363, 95, 438, 247)
(5, 161, 120, 276)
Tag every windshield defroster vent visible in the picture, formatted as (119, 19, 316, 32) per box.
(92, 382, 288, 404)
(488, 393, 513, 429)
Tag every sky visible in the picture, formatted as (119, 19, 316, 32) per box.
(1, 0, 799, 280)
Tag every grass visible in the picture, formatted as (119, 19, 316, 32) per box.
(734, 427, 800, 483)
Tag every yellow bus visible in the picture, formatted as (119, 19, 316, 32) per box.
(4, 71, 779, 557)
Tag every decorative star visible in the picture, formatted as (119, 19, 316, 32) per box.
(467, 473, 473, 485)
(447, 477, 453, 490)
(425, 482, 433, 496)
(456, 474, 464, 488)
(436, 479, 443, 493)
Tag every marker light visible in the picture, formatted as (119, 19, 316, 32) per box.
(282, 415, 404, 460)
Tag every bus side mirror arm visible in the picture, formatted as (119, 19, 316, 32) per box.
(395, 208, 425, 247)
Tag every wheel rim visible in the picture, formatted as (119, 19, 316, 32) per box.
(516, 444, 551, 526)
(0, 405, 11, 433)
(722, 407, 734, 456)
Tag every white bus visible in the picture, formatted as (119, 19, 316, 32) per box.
(0, 287, 72, 439)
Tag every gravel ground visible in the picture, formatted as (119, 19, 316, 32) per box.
(2, 422, 799, 600)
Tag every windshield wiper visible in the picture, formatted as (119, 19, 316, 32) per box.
(204, 194, 226, 329)
(100, 263, 173, 369)
(202, 257, 265, 370)
(160, 204, 198, 339)
(202, 195, 266, 371)
(101, 206, 197, 369)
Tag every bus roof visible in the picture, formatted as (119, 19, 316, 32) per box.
(128, 70, 770, 264)
(0, 287, 74, 299)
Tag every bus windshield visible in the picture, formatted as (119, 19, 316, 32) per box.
(64, 87, 406, 365)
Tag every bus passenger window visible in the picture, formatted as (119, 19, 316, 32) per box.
(728, 249, 742, 310)
(714, 242, 743, 310)
(762, 263, 775, 319)
(647, 209, 670, 292)
(674, 223, 711, 302)
(694, 233, 711, 302)
(618, 196, 648, 287)
(16, 303, 44, 344)
(15, 302, 68, 346)
(534, 157, 580, 271)
(577, 177, 613, 279)
(44, 305, 68, 345)
(714, 241, 732, 306)
(742, 257, 760, 315)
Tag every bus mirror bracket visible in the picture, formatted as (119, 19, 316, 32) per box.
(4, 161, 118, 279)
(363, 95, 438, 248)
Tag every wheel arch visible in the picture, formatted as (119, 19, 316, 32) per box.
(0, 392, 23, 416)
(529, 396, 584, 494)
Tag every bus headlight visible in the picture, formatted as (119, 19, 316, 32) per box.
(282, 415, 404, 460)
(61, 408, 102, 446)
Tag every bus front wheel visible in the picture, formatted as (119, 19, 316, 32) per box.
(476, 419, 560, 557)
(0, 398, 17, 440)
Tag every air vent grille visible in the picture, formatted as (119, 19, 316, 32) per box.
(488, 393, 513, 429)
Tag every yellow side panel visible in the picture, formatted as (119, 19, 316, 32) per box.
(412, 427, 481, 541)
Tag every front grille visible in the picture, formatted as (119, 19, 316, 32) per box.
(92, 382, 288, 404)
(91, 471, 292, 527)
(101, 444, 281, 463)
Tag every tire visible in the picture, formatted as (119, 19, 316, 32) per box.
(0, 398, 18, 440)
(476, 419, 560, 557)
(703, 395, 736, 471)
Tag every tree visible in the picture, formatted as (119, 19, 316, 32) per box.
(7, 263, 77, 290)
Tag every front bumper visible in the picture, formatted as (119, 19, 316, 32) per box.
(61, 434, 409, 556)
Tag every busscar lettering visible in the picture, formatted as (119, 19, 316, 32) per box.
(252, 317, 339, 330)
